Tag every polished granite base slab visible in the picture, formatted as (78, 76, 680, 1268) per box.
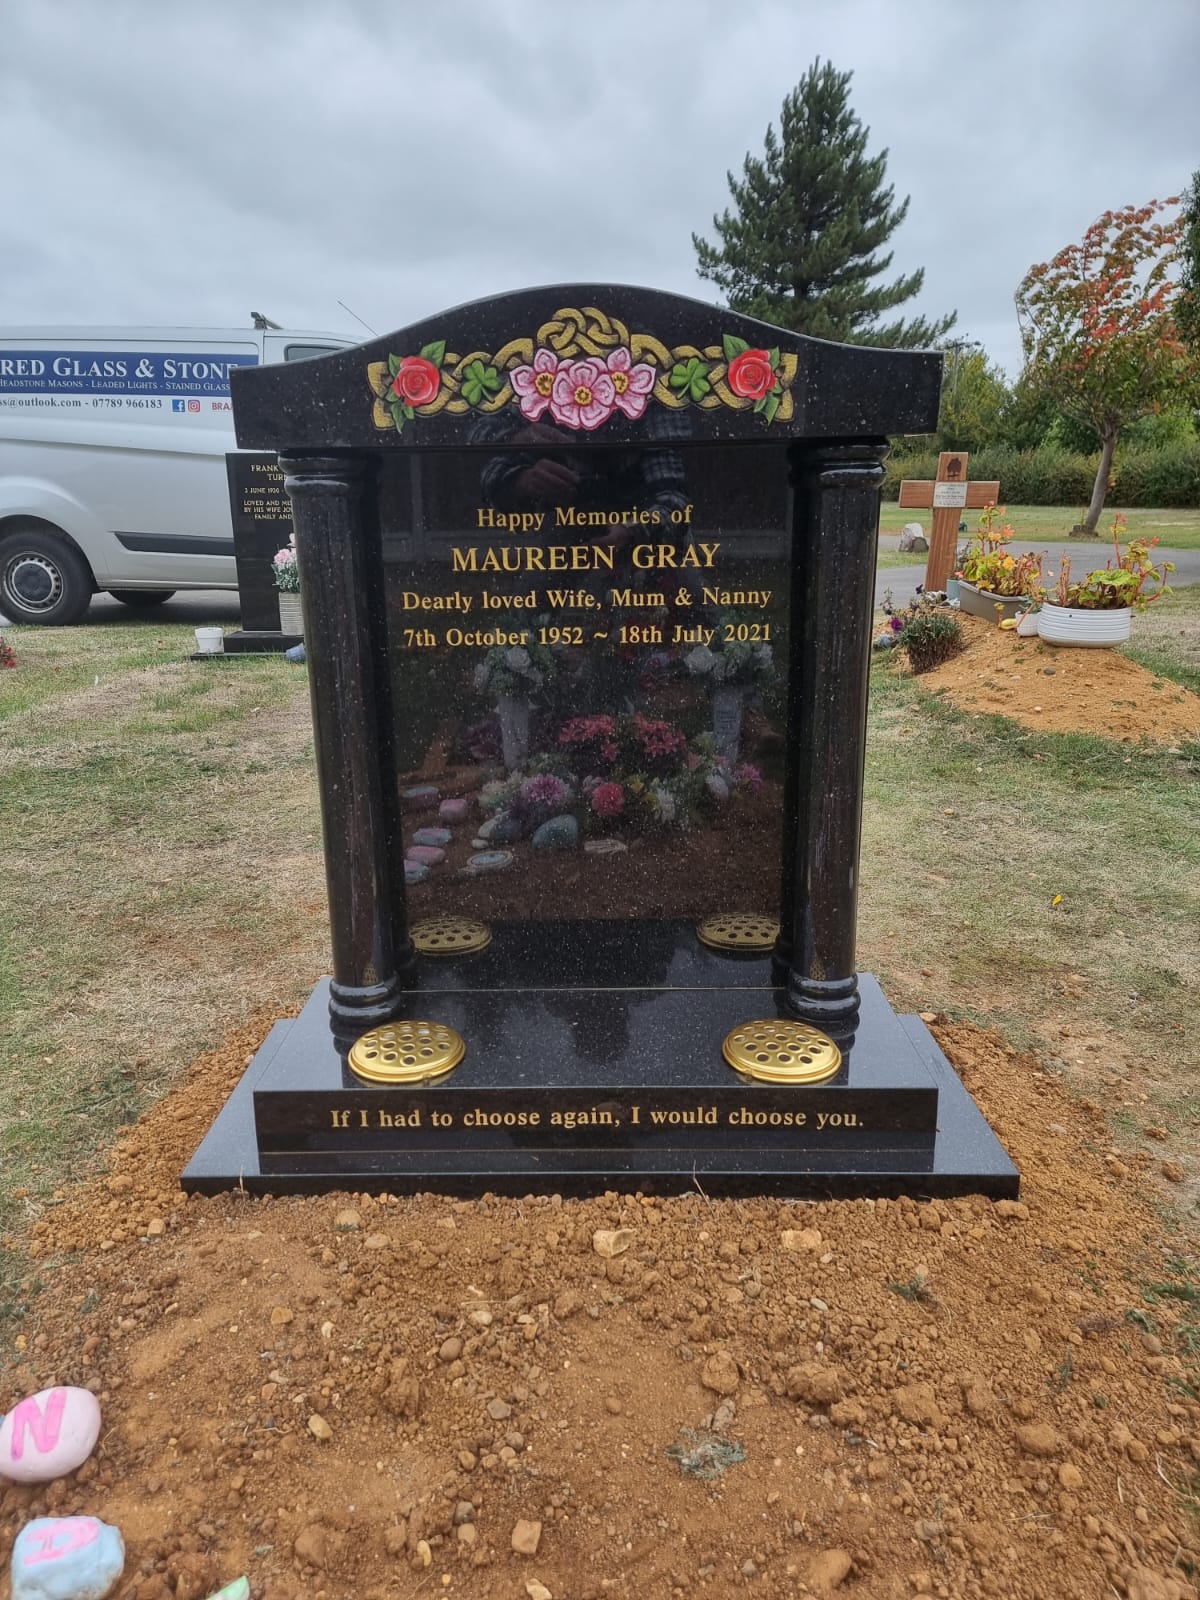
(183, 971, 1018, 1199)
(222, 629, 300, 654)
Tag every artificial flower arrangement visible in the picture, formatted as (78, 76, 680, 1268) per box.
(1048, 515, 1173, 611)
(683, 612, 775, 688)
(476, 711, 761, 838)
(471, 623, 559, 698)
(272, 535, 301, 594)
(0, 633, 15, 669)
(955, 504, 1044, 600)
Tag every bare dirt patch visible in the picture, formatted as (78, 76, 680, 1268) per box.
(906, 613, 1200, 744)
(3, 1019, 1197, 1600)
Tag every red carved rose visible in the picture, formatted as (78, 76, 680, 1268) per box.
(392, 356, 441, 407)
(726, 348, 777, 401)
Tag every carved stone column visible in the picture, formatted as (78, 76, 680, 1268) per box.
(281, 453, 414, 1044)
(775, 440, 888, 1026)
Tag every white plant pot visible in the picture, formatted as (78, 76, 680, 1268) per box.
(277, 592, 304, 636)
(496, 695, 531, 772)
(194, 626, 224, 654)
(1037, 603, 1132, 648)
(1015, 610, 1040, 638)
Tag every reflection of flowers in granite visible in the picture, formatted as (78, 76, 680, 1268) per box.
(560, 714, 620, 767)
(472, 623, 557, 698)
(590, 781, 625, 819)
(733, 762, 762, 795)
(510, 348, 559, 422)
(631, 713, 687, 767)
(551, 357, 616, 431)
(519, 773, 571, 815)
(685, 623, 773, 689)
(605, 347, 657, 420)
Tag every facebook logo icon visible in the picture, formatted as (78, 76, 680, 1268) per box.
(172, 399, 187, 412)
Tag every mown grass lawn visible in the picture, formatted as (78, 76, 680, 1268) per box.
(880, 501, 1200, 550)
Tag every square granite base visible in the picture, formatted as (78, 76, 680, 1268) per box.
(182, 963, 1018, 1200)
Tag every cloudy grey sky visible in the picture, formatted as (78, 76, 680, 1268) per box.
(2, 0, 1195, 375)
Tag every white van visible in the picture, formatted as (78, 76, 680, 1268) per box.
(0, 326, 355, 624)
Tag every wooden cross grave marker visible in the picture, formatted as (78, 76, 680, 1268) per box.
(897, 451, 1001, 591)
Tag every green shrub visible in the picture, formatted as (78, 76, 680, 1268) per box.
(884, 441, 1200, 507)
(899, 612, 966, 675)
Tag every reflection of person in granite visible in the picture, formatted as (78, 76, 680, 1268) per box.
(474, 407, 692, 566)
(473, 409, 694, 713)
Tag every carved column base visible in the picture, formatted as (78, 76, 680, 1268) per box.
(784, 971, 860, 1026)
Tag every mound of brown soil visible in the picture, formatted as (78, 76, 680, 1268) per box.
(2, 1016, 1197, 1600)
(908, 613, 1200, 744)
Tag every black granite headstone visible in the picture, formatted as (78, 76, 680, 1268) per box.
(184, 286, 1017, 1199)
(222, 452, 300, 652)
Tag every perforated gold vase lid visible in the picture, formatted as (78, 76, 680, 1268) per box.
(348, 1020, 466, 1084)
(696, 912, 780, 953)
(411, 915, 492, 956)
(722, 1019, 842, 1084)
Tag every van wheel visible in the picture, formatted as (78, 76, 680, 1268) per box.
(110, 589, 177, 608)
(0, 527, 94, 626)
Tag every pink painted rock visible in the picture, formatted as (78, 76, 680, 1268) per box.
(0, 1388, 101, 1483)
(405, 845, 446, 866)
(438, 798, 471, 822)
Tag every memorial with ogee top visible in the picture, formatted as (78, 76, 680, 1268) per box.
(184, 285, 1017, 1198)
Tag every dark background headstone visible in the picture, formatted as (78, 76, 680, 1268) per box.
(222, 452, 299, 651)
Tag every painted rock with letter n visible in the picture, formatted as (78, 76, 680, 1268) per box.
(0, 1387, 102, 1483)
(11, 1516, 124, 1600)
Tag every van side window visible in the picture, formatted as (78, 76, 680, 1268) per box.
(284, 344, 341, 362)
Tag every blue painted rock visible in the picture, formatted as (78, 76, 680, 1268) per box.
(405, 845, 446, 866)
(11, 1517, 124, 1600)
(465, 850, 513, 874)
(412, 827, 452, 848)
(532, 815, 579, 851)
(404, 861, 429, 885)
(400, 785, 439, 811)
(0, 1388, 101, 1484)
(705, 773, 730, 804)
(584, 838, 628, 855)
(438, 797, 471, 822)
(487, 814, 524, 845)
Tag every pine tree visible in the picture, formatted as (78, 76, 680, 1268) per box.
(693, 59, 955, 348)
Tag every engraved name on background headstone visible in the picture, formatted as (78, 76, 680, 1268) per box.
(185, 286, 1018, 1200)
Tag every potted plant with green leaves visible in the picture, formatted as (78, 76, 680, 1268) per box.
(1038, 514, 1173, 646)
(272, 535, 303, 636)
(955, 504, 1044, 625)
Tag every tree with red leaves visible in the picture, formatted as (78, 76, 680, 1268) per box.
(1015, 199, 1195, 533)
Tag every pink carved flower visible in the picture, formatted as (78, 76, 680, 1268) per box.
(605, 347, 656, 420)
(550, 357, 615, 431)
(510, 348, 560, 421)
